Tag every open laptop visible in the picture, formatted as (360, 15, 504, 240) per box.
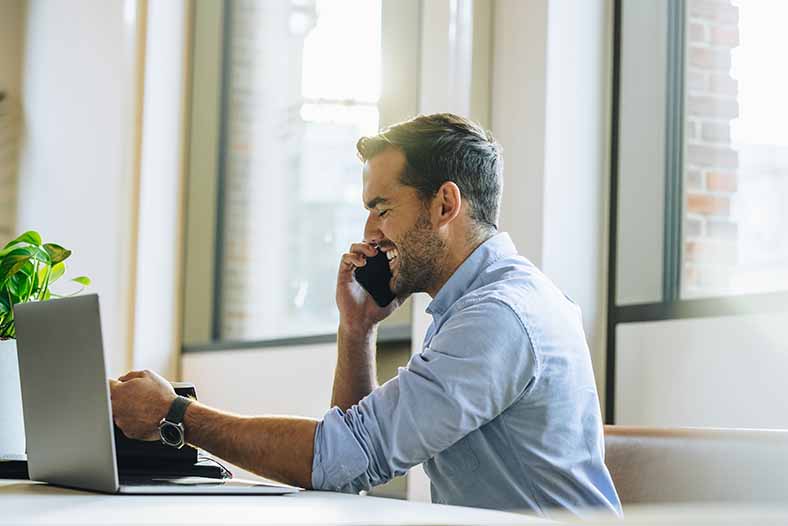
(13, 294, 299, 495)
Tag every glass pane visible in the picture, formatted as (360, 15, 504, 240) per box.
(615, 0, 668, 306)
(219, 0, 382, 340)
(682, 0, 788, 298)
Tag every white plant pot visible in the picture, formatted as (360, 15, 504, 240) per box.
(0, 339, 25, 457)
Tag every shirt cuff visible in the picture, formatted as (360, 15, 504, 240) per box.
(311, 406, 369, 491)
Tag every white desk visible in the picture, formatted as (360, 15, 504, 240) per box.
(0, 480, 547, 525)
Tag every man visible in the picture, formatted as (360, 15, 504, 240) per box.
(111, 113, 621, 516)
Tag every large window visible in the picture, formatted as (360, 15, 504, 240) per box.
(218, 0, 381, 341)
(682, 0, 788, 298)
(608, 0, 788, 421)
(181, 0, 420, 348)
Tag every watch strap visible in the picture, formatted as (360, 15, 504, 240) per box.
(165, 395, 193, 425)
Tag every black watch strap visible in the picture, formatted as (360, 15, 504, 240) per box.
(165, 395, 193, 425)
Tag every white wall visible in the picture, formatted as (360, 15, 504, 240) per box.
(183, 344, 336, 419)
(617, 312, 788, 428)
(492, 0, 613, 405)
(16, 0, 141, 376)
(492, 0, 548, 268)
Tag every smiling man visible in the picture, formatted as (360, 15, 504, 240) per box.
(110, 113, 621, 517)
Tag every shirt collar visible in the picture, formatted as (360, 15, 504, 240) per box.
(425, 232, 517, 318)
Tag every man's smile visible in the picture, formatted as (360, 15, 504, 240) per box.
(379, 246, 400, 284)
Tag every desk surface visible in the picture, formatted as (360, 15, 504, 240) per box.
(0, 480, 545, 525)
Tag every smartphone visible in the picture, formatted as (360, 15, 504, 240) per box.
(354, 250, 396, 307)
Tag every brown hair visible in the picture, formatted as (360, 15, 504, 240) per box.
(357, 113, 503, 231)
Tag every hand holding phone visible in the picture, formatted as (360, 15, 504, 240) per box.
(354, 250, 396, 307)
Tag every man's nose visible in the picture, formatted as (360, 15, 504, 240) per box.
(364, 213, 382, 245)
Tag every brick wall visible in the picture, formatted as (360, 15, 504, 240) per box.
(683, 0, 740, 296)
(0, 92, 17, 244)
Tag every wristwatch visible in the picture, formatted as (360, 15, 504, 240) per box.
(158, 395, 193, 449)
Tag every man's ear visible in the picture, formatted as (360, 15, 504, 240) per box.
(433, 182, 462, 228)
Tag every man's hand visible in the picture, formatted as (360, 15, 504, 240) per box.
(109, 370, 177, 441)
(336, 242, 403, 335)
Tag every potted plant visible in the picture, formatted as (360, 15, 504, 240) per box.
(0, 231, 90, 457)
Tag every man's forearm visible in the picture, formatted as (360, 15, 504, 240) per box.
(183, 401, 317, 489)
(332, 324, 378, 410)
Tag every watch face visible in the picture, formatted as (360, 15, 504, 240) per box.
(160, 422, 183, 447)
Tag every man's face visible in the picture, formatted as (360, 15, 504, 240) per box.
(361, 148, 446, 296)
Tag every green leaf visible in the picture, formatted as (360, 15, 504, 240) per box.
(1, 247, 33, 260)
(26, 246, 51, 264)
(43, 243, 71, 265)
(3, 231, 42, 250)
(17, 260, 35, 276)
(0, 294, 9, 316)
(0, 253, 33, 289)
(0, 245, 22, 258)
(1, 323, 15, 339)
(8, 272, 31, 299)
(1, 246, 49, 266)
(49, 262, 66, 284)
(71, 276, 91, 286)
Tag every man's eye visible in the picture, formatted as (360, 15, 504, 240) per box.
(378, 209, 389, 217)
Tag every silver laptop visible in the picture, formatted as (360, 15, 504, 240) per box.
(14, 294, 299, 495)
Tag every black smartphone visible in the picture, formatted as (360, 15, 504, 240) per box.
(354, 250, 396, 307)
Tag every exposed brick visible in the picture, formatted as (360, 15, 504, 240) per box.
(687, 71, 707, 92)
(710, 25, 739, 47)
(689, 22, 707, 43)
(687, 95, 739, 119)
(706, 171, 738, 192)
(687, 144, 739, 169)
(701, 121, 731, 143)
(689, 0, 739, 25)
(709, 73, 738, 96)
(684, 239, 737, 264)
(686, 192, 731, 216)
(685, 217, 704, 238)
(706, 219, 738, 240)
(688, 46, 732, 70)
(686, 169, 705, 190)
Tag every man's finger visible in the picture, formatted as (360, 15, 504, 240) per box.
(349, 243, 377, 257)
(108, 378, 121, 389)
(341, 252, 366, 269)
(118, 370, 147, 382)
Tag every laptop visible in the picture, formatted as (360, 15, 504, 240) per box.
(13, 294, 299, 495)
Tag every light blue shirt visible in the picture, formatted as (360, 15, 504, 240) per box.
(312, 233, 621, 517)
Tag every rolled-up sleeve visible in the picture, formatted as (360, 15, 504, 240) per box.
(311, 299, 539, 493)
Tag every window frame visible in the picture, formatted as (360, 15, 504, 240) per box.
(606, 0, 788, 423)
(181, 0, 421, 353)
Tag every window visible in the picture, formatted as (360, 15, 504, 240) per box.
(682, 0, 788, 298)
(217, 0, 382, 341)
(608, 0, 788, 421)
(182, 0, 420, 348)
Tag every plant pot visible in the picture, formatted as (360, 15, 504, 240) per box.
(0, 339, 25, 457)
